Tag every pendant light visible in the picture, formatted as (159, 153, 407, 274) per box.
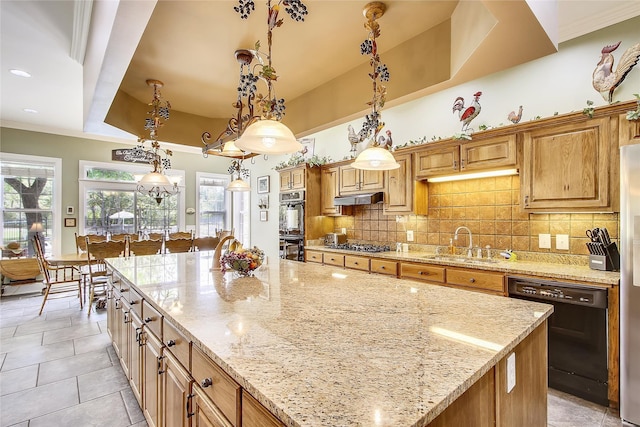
(233, 0, 308, 155)
(226, 159, 251, 192)
(351, 2, 399, 171)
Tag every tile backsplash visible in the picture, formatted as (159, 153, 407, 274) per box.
(333, 175, 619, 262)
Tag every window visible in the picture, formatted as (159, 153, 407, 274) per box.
(196, 172, 250, 246)
(0, 153, 62, 256)
(79, 161, 185, 237)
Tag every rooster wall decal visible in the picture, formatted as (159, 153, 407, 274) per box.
(508, 106, 523, 124)
(592, 41, 640, 103)
(452, 91, 482, 132)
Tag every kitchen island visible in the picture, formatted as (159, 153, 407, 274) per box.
(106, 251, 552, 427)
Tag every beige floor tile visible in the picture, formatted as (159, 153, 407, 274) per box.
(77, 365, 130, 403)
(0, 376, 78, 426)
(42, 322, 100, 345)
(0, 364, 38, 396)
(0, 331, 42, 353)
(73, 331, 111, 355)
(14, 316, 71, 336)
(0, 327, 16, 339)
(37, 348, 112, 386)
(28, 391, 131, 427)
(121, 387, 146, 424)
(1, 339, 74, 372)
(547, 388, 606, 427)
(0, 308, 24, 318)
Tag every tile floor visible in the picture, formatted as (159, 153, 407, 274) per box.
(0, 283, 626, 427)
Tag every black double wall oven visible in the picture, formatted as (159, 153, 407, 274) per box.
(279, 191, 304, 261)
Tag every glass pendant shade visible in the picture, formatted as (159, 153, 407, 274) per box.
(227, 178, 250, 192)
(235, 119, 302, 155)
(220, 140, 246, 157)
(138, 171, 173, 187)
(352, 146, 400, 170)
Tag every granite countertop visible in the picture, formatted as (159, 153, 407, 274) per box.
(107, 252, 552, 427)
(305, 245, 620, 286)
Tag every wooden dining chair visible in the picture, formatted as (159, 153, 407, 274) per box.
(75, 233, 106, 254)
(33, 237, 82, 315)
(148, 232, 165, 241)
(164, 238, 193, 254)
(193, 236, 219, 251)
(109, 233, 129, 242)
(128, 237, 162, 256)
(85, 238, 126, 314)
(168, 231, 193, 240)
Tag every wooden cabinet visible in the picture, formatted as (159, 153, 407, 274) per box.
(321, 166, 341, 216)
(162, 351, 191, 427)
(384, 152, 428, 215)
(414, 135, 516, 179)
(242, 391, 284, 427)
(400, 263, 445, 283)
(279, 166, 305, 191)
(163, 318, 190, 371)
(143, 328, 163, 427)
(370, 259, 397, 276)
(120, 299, 131, 378)
(338, 164, 384, 195)
(191, 383, 234, 427)
(446, 267, 505, 295)
(129, 311, 143, 406)
(521, 117, 613, 212)
(305, 250, 323, 264)
(323, 253, 345, 267)
(344, 255, 370, 272)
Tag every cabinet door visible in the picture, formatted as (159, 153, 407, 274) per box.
(107, 286, 118, 348)
(460, 135, 516, 172)
(279, 171, 292, 191)
(119, 300, 131, 378)
(191, 384, 234, 427)
(162, 351, 190, 427)
(414, 144, 460, 178)
(143, 329, 163, 427)
(384, 153, 428, 215)
(321, 167, 341, 215)
(242, 390, 285, 427)
(290, 167, 305, 190)
(521, 118, 611, 211)
(129, 311, 143, 406)
(359, 169, 385, 192)
(338, 165, 360, 194)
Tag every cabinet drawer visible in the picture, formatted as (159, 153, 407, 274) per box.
(447, 268, 505, 294)
(142, 301, 162, 339)
(400, 263, 445, 283)
(371, 259, 397, 276)
(324, 254, 345, 267)
(242, 390, 284, 427)
(163, 317, 190, 371)
(344, 255, 370, 272)
(305, 250, 323, 263)
(192, 345, 241, 427)
(128, 287, 143, 318)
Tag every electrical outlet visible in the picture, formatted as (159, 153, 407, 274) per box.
(556, 234, 569, 250)
(406, 230, 414, 242)
(507, 352, 516, 393)
(341, 228, 347, 235)
(539, 233, 551, 249)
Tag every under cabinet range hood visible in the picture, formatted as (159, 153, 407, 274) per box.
(333, 192, 384, 206)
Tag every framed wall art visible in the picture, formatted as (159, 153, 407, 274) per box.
(64, 218, 77, 227)
(257, 175, 270, 194)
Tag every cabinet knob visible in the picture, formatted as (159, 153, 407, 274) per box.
(469, 278, 476, 283)
(130, 300, 138, 305)
(166, 339, 176, 347)
(144, 317, 152, 323)
(380, 266, 385, 269)
(201, 378, 213, 388)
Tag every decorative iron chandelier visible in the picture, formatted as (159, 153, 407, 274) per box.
(227, 159, 251, 192)
(134, 79, 180, 204)
(351, 2, 399, 171)
(202, 49, 259, 160)
(233, 0, 307, 155)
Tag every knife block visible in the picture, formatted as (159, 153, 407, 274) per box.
(589, 242, 620, 271)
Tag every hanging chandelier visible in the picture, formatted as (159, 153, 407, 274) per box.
(202, 49, 260, 160)
(227, 159, 251, 192)
(233, 0, 307, 155)
(134, 79, 180, 204)
(351, 2, 399, 171)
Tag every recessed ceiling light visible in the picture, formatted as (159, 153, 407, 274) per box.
(10, 69, 31, 78)
(23, 108, 38, 114)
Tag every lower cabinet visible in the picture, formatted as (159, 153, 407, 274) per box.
(242, 390, 284, 427)
(143, 328, 163, 427)
(162, 351, 191, 427)
(344, 255, 369, 272)
(400, 262, 506, 295)
(129, 311, 143, 406)
(191, 383, 234, 427)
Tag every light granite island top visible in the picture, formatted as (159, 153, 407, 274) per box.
(107, 252, 553, 427)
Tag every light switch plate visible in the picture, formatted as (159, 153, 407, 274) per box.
(507, 352, 516, 393)
(556, 234, 569, 250)
(407, 230, 414, 241)
(539, 233, 551, 249)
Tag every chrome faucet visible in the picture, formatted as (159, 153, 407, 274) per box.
(454, 226, 474, 258)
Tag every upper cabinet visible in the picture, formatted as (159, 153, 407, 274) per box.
(414, 135, 517, 179)
(279, 166, 305, 191)
(338, 164, 385, 195)
(321, 166, 341, 216)
(384, 153, 428, 215)
(521, 117, 615, 212)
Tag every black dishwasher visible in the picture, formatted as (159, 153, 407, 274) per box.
(508, 276, 609, 406)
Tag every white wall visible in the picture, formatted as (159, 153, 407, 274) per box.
(248, 15, 640, 260)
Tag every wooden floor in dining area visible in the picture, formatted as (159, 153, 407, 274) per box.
(0, 282, 625, 427)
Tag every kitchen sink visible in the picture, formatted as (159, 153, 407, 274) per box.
(422, 255, 498, 264)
